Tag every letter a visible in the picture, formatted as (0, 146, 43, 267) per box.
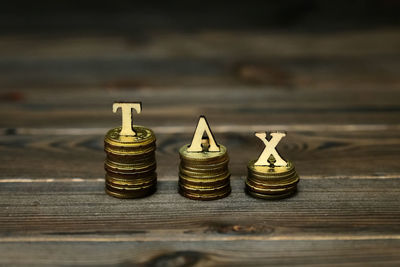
(113, 102, 142, 136)
(254, 132, 287, 167)
(187, 116, 220, 152)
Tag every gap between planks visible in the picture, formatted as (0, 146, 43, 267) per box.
(1, 124, 400, 136)
(0, 174, 399, 183)
(1, 234, 400, 243)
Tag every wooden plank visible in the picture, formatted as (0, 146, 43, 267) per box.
(0, 30, 399, 89)
(1, 88, 400, 127)
(0, 178, 399, 237)
(1, 30, 400, 60)
(1, 240, 400, 266)
(0, 130, 399, 180)
(0, 178, 399, 265)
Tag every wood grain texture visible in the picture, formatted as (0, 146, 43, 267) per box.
(0, 179, 400, 265)
(0, 30, 400, 90)
(0, 130, 399, 180)
(1, 87, 400, 128)
(0, 27, 400, 265)
(1, 178, 400, 234)
(1, 240, 399, 266)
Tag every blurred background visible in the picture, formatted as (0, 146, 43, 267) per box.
(1, 0, 399, 91)
(1, 0, 399, 121)
(0, 0, 399, 178)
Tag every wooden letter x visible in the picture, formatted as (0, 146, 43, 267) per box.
(113, 102, 142, 136)
(254, 132, 287, 167)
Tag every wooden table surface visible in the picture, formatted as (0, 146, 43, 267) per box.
(0, 28, 400, 266)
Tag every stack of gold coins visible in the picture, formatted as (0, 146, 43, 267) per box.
(104, 126, 157, 198)
(178, 144, 231, 200)
(245, 160, 299, 199)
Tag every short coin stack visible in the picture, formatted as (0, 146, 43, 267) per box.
(246, 160, 299, 199)
(104, 126, 157, 198)
(178, 144, 231, 200)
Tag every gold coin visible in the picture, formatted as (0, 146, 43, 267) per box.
(106, 179, 156, 189)
(179, 167, 229, 179)
(247, 169, 297, 181)
(105, 159, 156, 171)
(104, 143, 156, 156)
(247, 160, 296, 177)
(104, 126, 156, 148)
(106, 153, 156, 165)
(180, 159, 229, 172)
(106, 180, 156, 190)
(247, 175, 299, 188)
(178, 172, 230, 182)
(179, 182, 230, 194)
(179, 175, 230, 188)
(179, 179, 229, 188)
(105, 169, 157, 179)
(179, 187, 231, 200)
(245, 187, 296, 200)
(245, 182, 297, 195)
(106, 173, 157, 186)
(105, 184, 156, 199)
(179, 144, 228, 163)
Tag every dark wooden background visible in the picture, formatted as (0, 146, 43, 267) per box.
(0, 1, 400, 266)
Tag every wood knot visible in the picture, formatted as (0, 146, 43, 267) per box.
(205, 222, 273, 235)
(142, 251, 208, 267)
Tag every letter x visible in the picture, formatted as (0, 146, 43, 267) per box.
(254, 132, 287, 167)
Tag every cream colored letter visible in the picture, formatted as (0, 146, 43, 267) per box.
(113, 102, 142, 136)
(187, 116, 220, 152)
(254, 132, 287, 166)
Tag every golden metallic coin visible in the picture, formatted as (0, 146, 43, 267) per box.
(245, 187, 296, 200)
(247, 175, 299, 188)
(104, 126, 156, 148)
(180, 155, 228, 165)
(179, 178, 230, 188)
(105, 184, 156, 199)
(245, 181, 297, 195)
(247, 160, 296, 177)
(104, 143, 156, 156)
(106, 153, 156, 165)
(105, 159, 156, 171)
(179, 167, 229, 179)
(105, 168, 156, 177)
(179, 144, 228, 163)
(106, 180, 156, 191)
(249, 171, 297, 181)
(180, 166, 228, 176)
(106, 173, 157, 186)
(105, 169, 156, 179)
(179, 174, 230, 188)
(247, 170, 297, 181)
(179, 182, 230, 194)
(180, 156, 229, 166)
(179, 187, 231, 200)
(106, 179, 156, 190)
(179, 172, 230, 183)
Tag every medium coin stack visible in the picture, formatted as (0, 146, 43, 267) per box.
(178, 144, 231, 200)
(246, 160, 299, 199)
(104, 126, 157, 198)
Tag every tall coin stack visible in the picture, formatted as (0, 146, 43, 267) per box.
(179, 144, 231, 200)
(104, 102, 157, 199)
(246, 160, 299, 199)
(178, 116, 231, 200)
